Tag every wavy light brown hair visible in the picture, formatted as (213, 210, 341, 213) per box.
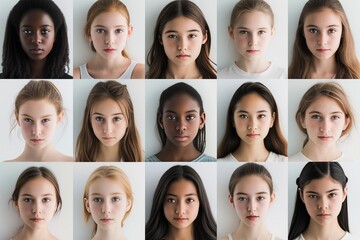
(76, 81, 142, 162)
(295, 82, 354, 148)
(289, 0, 360, 79)
(84, 0, 130, 58)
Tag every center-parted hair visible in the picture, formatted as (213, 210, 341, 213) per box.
(83, 165, 133, 236)
(295, 82, 354, 148)
(2, 0, 70, 79)
(288, 0, 360, 79)
(218, 82, 287, 158)
(146, 0, 216, 79)
(76, 81, 142, 162)
(84, 0, 130, 58)
(288, 162, 349, 239)
(156, 82, 206, 153)
(11, 166, 62, 213)
(146, 165, 216, 240)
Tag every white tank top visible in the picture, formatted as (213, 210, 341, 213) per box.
(227, 233, 276, 240)
(79, 60, 137, 79)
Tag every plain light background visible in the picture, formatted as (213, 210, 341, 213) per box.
(73, 0, 145, 68)
(145, 162, 217, 223)
(0, 0, 73, 76)
(288, 80, 360, 159)
(217, 79, 288, 150)
(145, 0, 217, 72)
(0, 80, 74, 161)
(73, 162, 145, 240)
(145, 80, 217, 159)
(0, 162, 73, 240)
(217, 0, 288, 71)
(288, 0, 360, 65)
(288, 162, 360, 235)
(217, 162, 287, 239)
(73, 80, 145, 157)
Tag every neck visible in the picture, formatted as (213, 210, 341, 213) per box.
(302, 142, 341, 161)
(15, 225, 53, 240)
(96, 143, 121, 162)
(303, 219, 345, 240)
(233, 142, 270, 162)
(165, 224, 194, 240)
(157, 142, 201, 162)
(309, 56, 336, 79)
(92, 226, 126, 240)
(236, 57, 270, 73)
(91, 53, 127, 68)
(233, 222, 271, 240)
(166, 62, 201, 79)
(19, 143, 58, 162)
(29, 59, 46, 78)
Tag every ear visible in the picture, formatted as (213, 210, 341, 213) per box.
(199, 112, 206, 129)
(228, 26, 234, 39)
(84, 198, 91, 213)
(300, 116, 306, 130)
(127, 24, 134, 37)
(228, 194, 235, 208)
(157, 112, 164, 129)
(269, 192, 275, 206)
(342, 185, 348, 202)
(126, 199, 132, 212)
(57, 111, 64, 124)
(13, 201, 19, 212)
(270, 112, 275, 128)
(202, 31, 208, 44)
(270, 27, 275, 36)
(15, 113, 20, 126)
(343, 117, 350, 131)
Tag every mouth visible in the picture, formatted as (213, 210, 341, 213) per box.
(246, 215, 259, 221)
(30, 218, 44, 222)
(246, 133, 260, 138)
(318, 136, 333, 140)
(30, 48, 44, 54)
(100, 218, 113, 223)
(174, 135, 189, 142)
(30, 139, 45, 143)
(316, 49, 330, 53)
(246, 50, 259, 54)
(176, 54, 190, 59)
(317, 213, 331, 218)
(174, 217, 188, 222)
(103, 48, 116, 53)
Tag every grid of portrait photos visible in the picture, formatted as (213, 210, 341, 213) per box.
(1, 0, 360, 239)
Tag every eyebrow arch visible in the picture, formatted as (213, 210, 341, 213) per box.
(236, 27, 268, 30)
(21, 114, 53, 118)
(236, 110, 268, 114)
(21, 193, 53, 197)
(91, 192, 124, 196)
(93, 24, 126, 28)
(93, 112, 123, 116)
(305, 189, 340, 194)
(235, 191, 268, 195)
(164, 29, 200, 34)
(308, 111, 343, 115)
(305, 24, 341, 28)
(166, 193, 197, 197)
(164, 110, 198, 114)
(21, 24, 52, 28)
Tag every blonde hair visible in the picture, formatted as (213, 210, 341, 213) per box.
(295, 82, 354, 147)
(83, 166, 133, 235)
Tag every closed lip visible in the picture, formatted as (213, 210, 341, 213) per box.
(30, 138, 45, 143)
(102, 136, 115, 140)
(318, 136, 333, 140)
(174, 217, 188, 221)
(30, 218, 44, 222)
(246, 133, 260, 137)
(316, 48, 330, 52)
(246, 215, 259, 220)
(103, 48, 116, 52)
(176, 54, 190, 58)
(246, 50, 259, 53)
(30, 48, 44, 54)
(317, 213, 331, 217)
(100, 218, 113, 222)
(174, 135, 189, 141)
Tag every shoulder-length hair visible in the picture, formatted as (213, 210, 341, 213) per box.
(76, 80, 142, 162)
(146, 165, 216, 240)
(288, 0, 360, 79)
(218, 82, 287, 158)
(146, 0, 216, 79)
(2, 0, 70, 79)
(295, 82, 354, 148)
(289, 162, 349, 239)
(156, 82, 206, 153)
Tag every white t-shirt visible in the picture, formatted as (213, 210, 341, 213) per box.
(218, 152, 287, 162)
(218, 62, 287, 79)
(289, 151, 344, 162)
(294, 232, 356, 240)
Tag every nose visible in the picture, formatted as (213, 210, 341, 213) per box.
(102, 199, 111, 213)
(320, 118, 331, 133)
(247, 117, 258, 131)
(247, 198, 256, 213)
(32, 201, 42, 215)
(105, 31, 115, 45)
(248, 33, 258, 47)
(32, 31, 42, 44)
(175, 201, 185, 215)
(317, 31, 328, 46)
(103, 121, 113, 135)
(32, 122, 42, 136)
(175, 118, 187, 132)
(318, 197, 329, 211)
(177, 36, 188, 51)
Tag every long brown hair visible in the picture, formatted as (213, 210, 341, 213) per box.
(218, 82, 287, 158)
(289, 0, 360, 79)
(146, 0, 216, 79)
(76, 81, 142, 162)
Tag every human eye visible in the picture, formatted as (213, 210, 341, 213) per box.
(310, 115, 322, 120)
(23, 118, 33, 123)
(257, 196, 266, 201)
(258, 30, 266, 35)
(166, 115, 176, 121)
(308, 28, 318, 34)
(23, 197, 33, 203)
(93, 197, 103, 203)
(239, 30, 248, 35)
(23, 29, 32, 35)
(113, 116, 122, 122)
(96, 28, 105, 33)
(166, 198, 176, 203)
(186, 198, 195, 203)
(42, 197, 51, 203)
(328, 28, 337, 34)
(307, 194, 318, 199)
(329, 193, 337, 198)
(238, 196, 248, 202)
(41, 28, 50, 35)
(258, 114, 266, 119)
(186, 115, 196, 120)
(188, 34, 197, 39)
(95, 116, 104, 122)
(115, 28, 124, 34)
(112, 196, 121, 202)
(167, 34, 177, 39)
(41, 118, 50, 123)
(239, 114, 248, 119)
(331, 115, 341, 120)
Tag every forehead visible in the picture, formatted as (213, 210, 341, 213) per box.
(306, 95, 344, 113)
(304, 8, 342, 27)
(19, 176, 56, 195)
(303, 175, 342, 192)
(19, 99, 58, 115)
(163, 93, 200, 111)
(163, 16, 202, 33)
(167, 178, 198, 195)
(234, 11, 273, 28)
(92, 98, 123, 113)
(235, 93, 272, 111)
(89, 177, 126, 194)
(234, 175, 271, 193)
(20, 9, 54, 27)
(92, 10, 128, 26)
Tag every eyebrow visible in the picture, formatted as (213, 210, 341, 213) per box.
(236, 110, 269, 114)
(93, 24, 126, 28)
(91, 192, 124, 196)
(21, 193, 53, 197)
(308, 111, 343, 115)
(305, 189, 340, 194)
(93, 112, 123, 116)
(164, 110, 198, 114)
(166, 193, 197, 197)
(164, 29, 200, 34)
(236, 27, 269, 30)
(235, 191, 268, 195)
(21, 114, 53, 118)
(21, 24, 53, 28)
(305, 24, 341, 28)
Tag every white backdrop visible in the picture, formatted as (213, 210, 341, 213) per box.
(288, 0, 360, 66)
(145, 79, 217, 159)
(145, 0, 217, 72)
(0, 80, 74, 161)
(73, 79, 145, 158)
(217, 0, 288, 71)
(0, 0, 73, 76)
(217, 162, 288, 239)
(73, 162, 145, 240)
(0, 162, 73, 240)
(73, 0, 145, 68)
(288, 80, 360, 159)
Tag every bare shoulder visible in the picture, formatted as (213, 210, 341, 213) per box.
(73, 66, 81, 79)
(131, 63, 145, 79)
(60, 154, 75, 162)
(274, 237, 283, 240)
(219, 236, 229, 240)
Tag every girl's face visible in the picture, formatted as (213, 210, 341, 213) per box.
(230, 175, 274, 227)
(301, 175, 347, 226)
(229, 11, 273, 61)
(160, 93, 205, 149)
(15, 177, 58, 231)
(17, 99, 63, 150)
(233, 93, 275, 146)
(90, 10, 132, 59)
(163, 179, 200, 230)
(85, 177, 131, 230)
(91, 98, 128, 148)
(19, 9, 55, 61)
(161, 16, 207, 68)
(303, 8, 342, 61)
(301, 96, 349, 149)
